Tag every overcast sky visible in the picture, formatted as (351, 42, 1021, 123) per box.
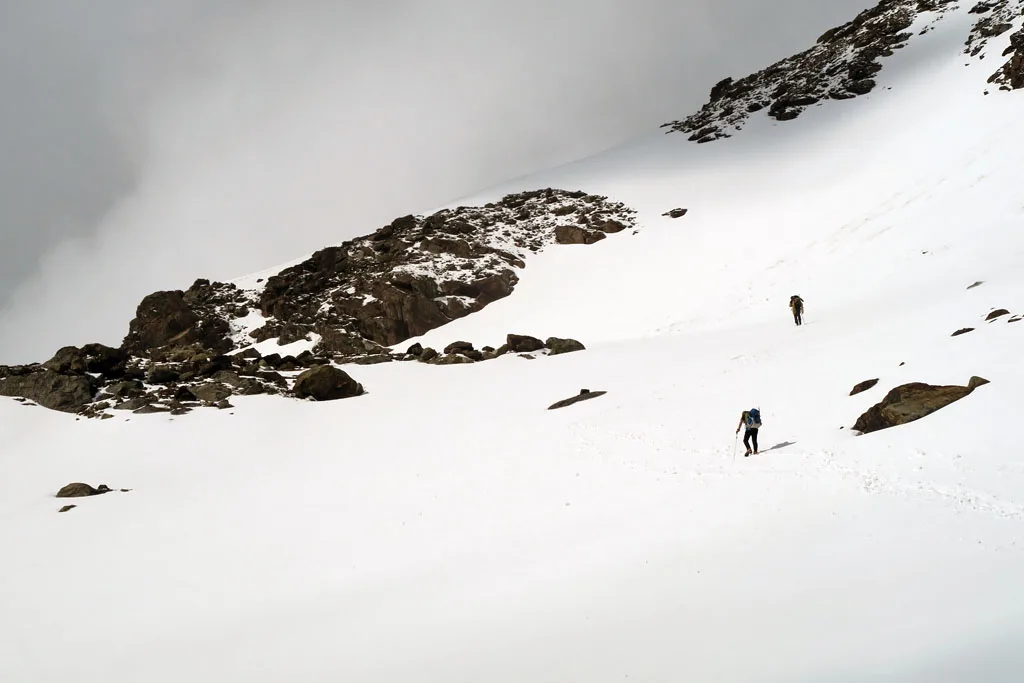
(0, 0, 872, 362)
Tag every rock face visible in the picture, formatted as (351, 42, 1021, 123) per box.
(661, 0, 1021, 143)
(292, 365, 364, 401)
(853, 376, 990, 434)
(548, 389, 607, 410)
(850, 378, 880, 396)
(255, 188, 634, 350)
(56, 483, 113, 498)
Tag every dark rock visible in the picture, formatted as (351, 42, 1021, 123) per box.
(80, 343, 128, 376)
(420, 347, 439, 362)
(58, 505, 77, 513)
(133, 403, 172, 414)
(42, 347, 87, 374)
(598, 219, 627, 233)
(507, 334, 545, 353)
(951, 327, 975, 336)
(108, 380, 145, 399)
(147, 365, 180, 384)
(853, 376, 990, 434)
(436, 354, 476, 365)
(662, 208, 689, 219)
(112, 396, 153, 411)
(444, 341, 476, 355)
(548, 389, 607, 410)
(190, 382, 233, 404)
(261, 353, 283, 368)
(210, 370, 245, 388)
(56, 483, 113, 498)
(555, 225, 606, 245)
(849, 378, 880, 396)
(0, 369, 96, 413)
(546, 337, 586, 355)
(406, 342, 424, 356)
(292, 365, 364, 401)
(985, 308, 1010, 321)
(967, 280, 984, 289)
(237, 347, 262, 360)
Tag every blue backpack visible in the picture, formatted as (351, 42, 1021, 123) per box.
(747, 408, 761, 428)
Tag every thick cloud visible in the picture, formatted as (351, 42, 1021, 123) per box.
(0, 0, 872, 362)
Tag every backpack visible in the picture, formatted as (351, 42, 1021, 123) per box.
(746, 408, 762, 428)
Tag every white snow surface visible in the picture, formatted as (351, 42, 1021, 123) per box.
(4, 11, 1024, 682)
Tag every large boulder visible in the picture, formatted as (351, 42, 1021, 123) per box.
(853, 376, 990, 434)
(189, 382, 233, 404)
(546, 337, 586, 355)
(56, 483, 112, 498)
(43, 347, 87, 374)
(506, 334, 544, 353)
(0, 369, 96, 413)
(555, 225, 606, 245)
(292, 365, 364, 401)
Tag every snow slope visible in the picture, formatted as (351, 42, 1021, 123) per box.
(3, 7, 1024, 682)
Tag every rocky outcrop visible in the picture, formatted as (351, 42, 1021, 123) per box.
(292, 365, 364, 401)
(850, 378, 880, 396)
(853, 376, 990, 434)
(3, 189, 634, 419)
(951, 327, 975, 336)
(548, 389, 607, 410)
(662, 0, 1024, 143)
(255, 189, 634, 351)
(56, 483, 113, 498)
(987, 27, 1024, 90)
(986, 308, 1011, 320)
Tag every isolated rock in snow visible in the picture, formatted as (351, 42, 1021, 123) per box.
(56, 483, 113, 498)
(853, 376, 990, 434)
(849, 378, 880, 396)
(292, 365, 363, 401)
(548, 389, 607, 410)
(985, 308, 1010, 321)
(546, 337, 586, 356)
(951, 327, 975, 336)
(662, 208, 689, 218)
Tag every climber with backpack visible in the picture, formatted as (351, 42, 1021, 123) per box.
(736, 407, 761, 456)
(789, 295, 804, 326)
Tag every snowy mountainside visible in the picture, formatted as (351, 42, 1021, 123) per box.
(662, 0, 1024, 142)
(3, 1, 1024, 682)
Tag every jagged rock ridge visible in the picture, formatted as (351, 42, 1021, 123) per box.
(0, 189, 636, 418)
(663, 0, 1023, 143)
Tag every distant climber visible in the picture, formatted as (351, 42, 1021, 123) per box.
(736, 408, 761, 456)
(789, 295, 804, 326)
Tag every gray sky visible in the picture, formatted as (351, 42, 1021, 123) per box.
(0, 0, 872, 363)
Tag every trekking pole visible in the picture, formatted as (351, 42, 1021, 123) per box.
(733, 432, 739, 459)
